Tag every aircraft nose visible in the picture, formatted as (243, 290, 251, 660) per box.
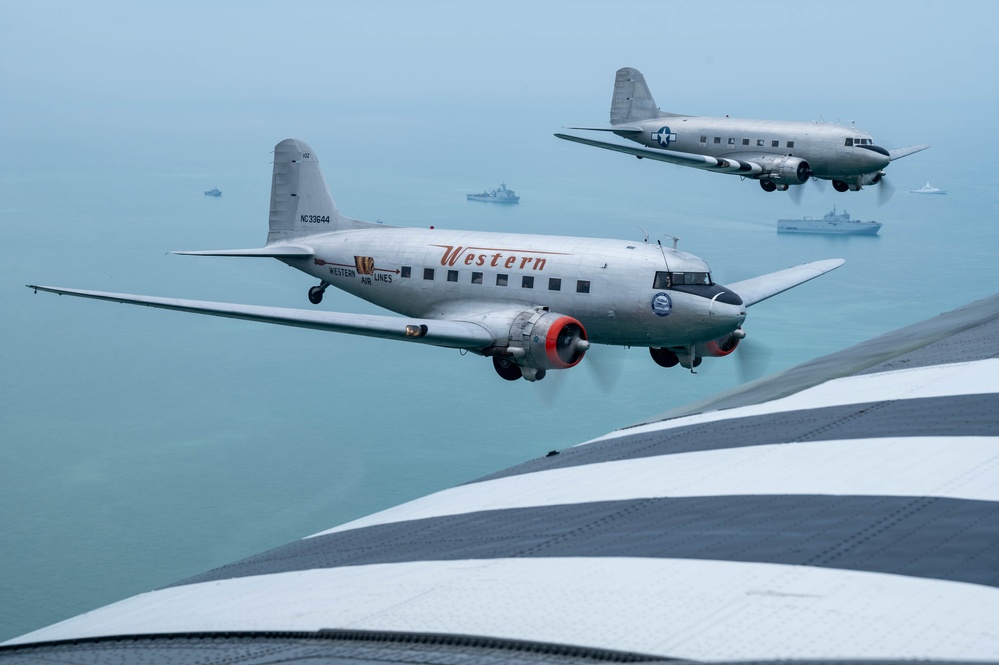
(858, 144, 891, 169)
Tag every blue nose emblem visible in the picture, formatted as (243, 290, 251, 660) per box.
(651, 292, 673, 317)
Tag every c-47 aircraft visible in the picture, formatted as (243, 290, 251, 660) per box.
(28, 139, 843, 382)
(557, 67, 929, 194)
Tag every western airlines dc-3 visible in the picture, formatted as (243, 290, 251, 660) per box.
(557, 67, 929, 195)
(28, 139, 843, 382)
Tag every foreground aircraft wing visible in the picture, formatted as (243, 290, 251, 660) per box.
(25, 285, 494, 349)
(889, 144, 931, 161)
(728, 258, 845, 307)
(5, 293, 998, 663)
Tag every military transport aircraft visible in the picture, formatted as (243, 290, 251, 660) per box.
(27, 138, 843, 382)
(557, 67, 929, 196)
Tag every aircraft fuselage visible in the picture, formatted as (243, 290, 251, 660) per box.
(621, 115, 890, 179)
(285, 227, 746, 349)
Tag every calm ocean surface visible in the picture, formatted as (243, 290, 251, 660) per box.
(2, 110, 996, 639)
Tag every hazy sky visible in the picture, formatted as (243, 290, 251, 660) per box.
(4, 0, 997, 147)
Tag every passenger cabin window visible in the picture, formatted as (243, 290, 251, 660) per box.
(713, 137, 721, 144)
(496, 274, 508, 287)
(771, 140, 780, 148)
(471, 272, 483, 284)
(757, 139, 765, 147)
(401, 266, 411, 278)
(549, 278, 562, 291)
(654, 270, 712, 288)
(522, 275, 534, 289)
(727, 138, 736, 146)
(787, 141, 795, 148)
(742, 138, 750, 146)
(576, 280, 590, 294)
(699, 135, 707, 143)
(423, 268, 435, 280)
(447, 270, 458, 282)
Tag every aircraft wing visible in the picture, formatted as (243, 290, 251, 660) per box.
(727, 258, 845, 307)
(889, 144, 930, 161)
(565, 124, 645, 133)
(555, 132, 728, 170)
(25, 285, 494, 349)
(5, 292, 999, 663)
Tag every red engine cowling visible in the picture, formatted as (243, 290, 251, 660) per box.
(509, 309, 589, 370)
(695, 329, 744, 358)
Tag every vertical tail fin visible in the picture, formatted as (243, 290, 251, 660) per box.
(609, 67, 662, 125)
(267, 139, 369, 244)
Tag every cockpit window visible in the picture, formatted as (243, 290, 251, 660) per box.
(847, 137, 873, 147)
(654, 271, 712, 288)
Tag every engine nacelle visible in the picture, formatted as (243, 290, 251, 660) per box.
(766, 156, 811, 184)
(861, 171, 885, 186)
(507, 308, 589, 371)
(694, 328, 744, 359)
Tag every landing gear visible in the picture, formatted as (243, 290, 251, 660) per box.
(493, 356, 523, 381)
(759, 179, 777, 193)
(649, 347, 680, 368)
(308, 282, 329, 305)
(832, 179, 849, 193)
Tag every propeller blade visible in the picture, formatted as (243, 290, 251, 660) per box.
(788, 182, 805, 205)
(585, 345, 625, 393)
(735, 337, 773, 385)
(877, 174, 895, 206)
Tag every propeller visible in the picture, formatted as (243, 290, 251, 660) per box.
(585, 344, 625, 393)
(734, 335, 773, 385)
(788, 182, 805, 205)
(877, 173, 895, 206)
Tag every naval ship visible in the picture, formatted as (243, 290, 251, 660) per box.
(777, 206, 881, 235)
(467, 183, 519, 204)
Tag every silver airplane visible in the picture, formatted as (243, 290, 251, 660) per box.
(27, 138, 843, 382)
(557, 67, 929, 195)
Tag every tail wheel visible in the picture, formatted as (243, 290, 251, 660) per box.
(493, 356, 523, 381)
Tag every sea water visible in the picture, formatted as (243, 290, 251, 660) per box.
(1, 105, 996, 640)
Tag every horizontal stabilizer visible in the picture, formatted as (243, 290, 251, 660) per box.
(889, 144, 930, 161)
(171, 245, 314, 258)
(26, 285, 495, 349)
(727, 259, 845, 307)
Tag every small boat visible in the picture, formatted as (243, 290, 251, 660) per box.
(777, 206, 881, 235)
(204, 187, 222, 197)
(910, 181, 946, 195)
(467, 183, 519, 204)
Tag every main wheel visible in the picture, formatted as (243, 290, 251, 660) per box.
(759, 179, 777, 192)
(649, 347, 680, 368)
(308, 286, 324, 304)
(832, 179, 849, 192)
(492, 356, 523, 381)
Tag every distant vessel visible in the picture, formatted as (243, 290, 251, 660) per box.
(777, 206, 881, 235)
(204, 187, 222, 197)
(467, 183, 519, 204)
(910, 181, 946, 195)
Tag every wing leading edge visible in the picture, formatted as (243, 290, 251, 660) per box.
(555, 132, 765, 175)
(727, 258, 845, 307)
(25, 285, 494, 349)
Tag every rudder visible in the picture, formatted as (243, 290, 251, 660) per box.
(609, 67, 661, 125)
(267, 139, 344, 244)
